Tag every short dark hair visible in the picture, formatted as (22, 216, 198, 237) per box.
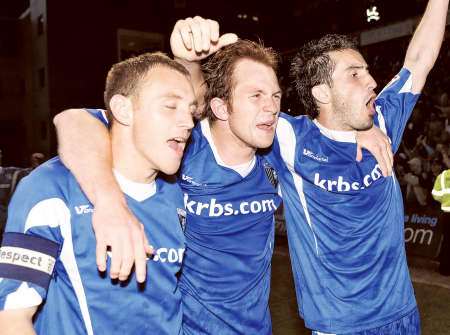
(103, 52, 190, 124)
(290, 34, 358, 118)
(201, 39, 280, 121)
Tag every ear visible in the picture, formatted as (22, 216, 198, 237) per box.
(109, 94, 133, 126)
(311, 84, 331, 106)
(210, 97, 229, 121)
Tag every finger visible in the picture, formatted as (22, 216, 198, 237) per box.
(355, 144, 363, 162)
(186, 17, 203, 53)
(118, 241, 134, 282)
(110, 241, 123, 280)
(375, 147, 389, 177)
(96, 240, 108, 272)
(208, 19, 220, 43)
(176, 20, 193, 50)
(217, 33, 238, 49)
(141, 225, 154, 255)
(133, 238, 148, 283)
(193, 16, 211, 52)
(386, 142, 394, 176)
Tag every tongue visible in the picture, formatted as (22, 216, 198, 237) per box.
(168, 140, 181, 153)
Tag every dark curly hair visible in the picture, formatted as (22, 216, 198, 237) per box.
(290, 34, 358, 118)
(201, 39, 280, 121)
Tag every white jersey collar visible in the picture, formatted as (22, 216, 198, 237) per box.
(113, 169, 157, 202)
(313, 119, 357, 143)
(200, 119, 256, 177)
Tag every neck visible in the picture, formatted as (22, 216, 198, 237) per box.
(111, 126, 158, 184)
(209, 120, 256, 165)
(316, 110, 352, 132)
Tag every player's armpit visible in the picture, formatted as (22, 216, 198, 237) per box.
(0, 306, 38, 335)
(355, 126, 393, 177)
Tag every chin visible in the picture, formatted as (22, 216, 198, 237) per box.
(353, 119, 373, 131)
(159, 162, 181, 176)
(254, 140, 274, 149)
(254, 135, 276, 149)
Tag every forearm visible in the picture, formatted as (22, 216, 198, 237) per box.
(53, 109, 124, 206)
(0, 322, 36, 335)
(174, 58, 206, 113)
(404, 0, 448, 73)
(0, 308, 37, 335)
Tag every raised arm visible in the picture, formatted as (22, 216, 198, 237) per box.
(404, 0, 449, 93)
(170, 16, 237, 116)
(0, 307, 38, 335)
(53, 109, 151, 283)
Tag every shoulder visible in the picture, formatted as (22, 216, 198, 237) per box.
(11, 157, 73, 208)
(376, 68, 418, 100)
(182, 120, 214, 168)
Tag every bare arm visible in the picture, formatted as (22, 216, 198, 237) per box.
(53, 109, 150, 283)
(404, 0, 449, 93)
(170, 16, 237, 117)
(0, 307, 38, 335)
(54, 109, 117, 204)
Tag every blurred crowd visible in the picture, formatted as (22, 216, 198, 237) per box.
(0, 149, 45, 239)
(368, 37, 450, 208)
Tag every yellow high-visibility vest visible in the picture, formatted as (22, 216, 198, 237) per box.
(432, 169, 450, 213)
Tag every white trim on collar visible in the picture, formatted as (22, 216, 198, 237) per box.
(313, 119, 357, 143)
(200, 119, 256, 177)
(113, 169, 157, 202)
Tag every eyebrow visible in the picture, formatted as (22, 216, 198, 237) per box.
(346, 65, 369, 71)
(251, 88, 283, 96)
(163, 93, 198, 106)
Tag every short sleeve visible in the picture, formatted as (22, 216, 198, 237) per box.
(374, 68, 421, 153)
(0, 177, 69, 310)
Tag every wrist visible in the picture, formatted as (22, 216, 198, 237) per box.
(91, 180, 126, 208)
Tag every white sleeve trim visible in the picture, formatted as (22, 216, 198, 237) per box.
(24, 198, 71, 233)
(21, 198, 94, 334)
(398, 73, 413, 94)
(4, 282, 42, 310)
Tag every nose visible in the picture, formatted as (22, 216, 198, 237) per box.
(263, 96, 280, 115)
(367, 73, 377, 91)
(179, 108, 195, 131)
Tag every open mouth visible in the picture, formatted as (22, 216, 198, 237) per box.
(167, 137, 187, 156)
(365, 95, 376, 115)
(256, 119, 276, 131)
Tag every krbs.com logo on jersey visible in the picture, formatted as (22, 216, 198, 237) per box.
(184, 193, 278, 217)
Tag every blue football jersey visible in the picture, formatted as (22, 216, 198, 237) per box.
(0, 158, 186, 335)
(178, 120, 281, 335)
(266, 68, 419, 333)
